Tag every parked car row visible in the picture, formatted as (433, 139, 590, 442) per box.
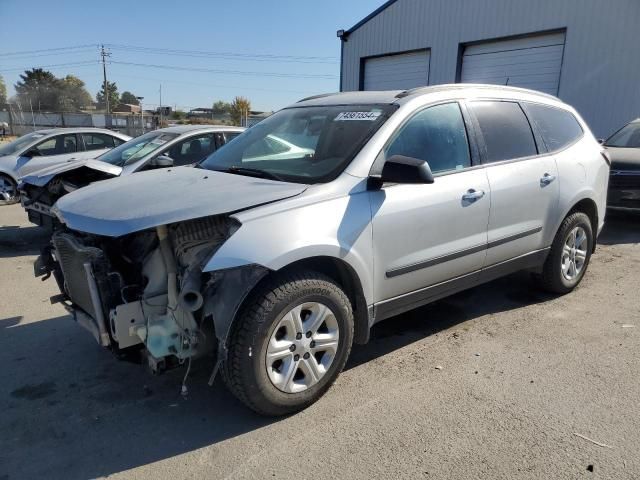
(3, 84, 613, 416)
(0, 128, 130, 204)
(18, 125, 244, 228)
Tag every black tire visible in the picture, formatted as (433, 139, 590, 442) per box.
(538, 211, 593, 294)
(222, 270, 354, 416)
(0, 174, 19, 205)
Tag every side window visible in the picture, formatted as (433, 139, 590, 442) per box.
(384, 102, 471, 174)
(32, 138, 57, 156)
(34, 134, 77, 156)
(470, 101, 537, 163)
(165, 134, 216, 166)
(83, 133, 115, 151)
(112, 136, 126, 147)
(524, 103, 583, 152)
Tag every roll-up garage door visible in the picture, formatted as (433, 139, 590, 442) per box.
(363, 50, 430, 91)
(460, 32, 565, 95)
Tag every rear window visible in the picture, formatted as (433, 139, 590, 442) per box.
(469, 101, 538, 163)
(525, 103, 583, 151)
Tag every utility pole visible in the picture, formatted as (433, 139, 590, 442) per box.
(100, 45, 111, 127)
(159, 84, 162, 128)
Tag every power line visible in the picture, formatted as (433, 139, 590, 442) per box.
(110, 72, 321, 95)
(105, 43, 338, 63)
(0, 44, 97, 57)
(109, 60, 337, 80)
(0, 60, 98, 73)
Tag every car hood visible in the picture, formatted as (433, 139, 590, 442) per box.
(21, 159, 123, 187)
(15, 150, 102, 178)
(606, 146, 640, 171)
(54, 166, 308, 237)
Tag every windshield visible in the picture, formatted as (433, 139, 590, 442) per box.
(199, 104, 396, 183)
(0, 131, 48, 156)
(605, 122, 640, 148)
(96, 131, 179, 166)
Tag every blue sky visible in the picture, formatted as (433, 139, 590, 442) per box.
(0, 0, 385, 112)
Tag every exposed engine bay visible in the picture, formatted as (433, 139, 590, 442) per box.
(36, 215, 241, 374)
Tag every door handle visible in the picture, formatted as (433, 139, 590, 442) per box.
(462, 188, 485, 203)
(540, 173, 556, 186)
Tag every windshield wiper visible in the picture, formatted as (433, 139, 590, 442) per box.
(222, 166, 284, 181)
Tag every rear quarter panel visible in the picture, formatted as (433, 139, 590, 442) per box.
(554, 133, 609, 237)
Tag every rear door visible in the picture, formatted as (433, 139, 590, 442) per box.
(467, 100, 559, 266)
(370, 102, 490, 314)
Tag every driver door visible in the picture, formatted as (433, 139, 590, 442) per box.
(369, 102, 490, 317)
(17, 133, 79, 177)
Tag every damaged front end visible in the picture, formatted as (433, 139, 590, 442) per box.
(21, 166, 119, 228)
(36, 215, 265, 375)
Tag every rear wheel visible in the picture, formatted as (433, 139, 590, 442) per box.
(539, 212, 593, 294)
(222, 270, 354, 416)
(0, 175, 18, 205)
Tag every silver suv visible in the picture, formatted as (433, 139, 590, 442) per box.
(36, 84, 609, 416)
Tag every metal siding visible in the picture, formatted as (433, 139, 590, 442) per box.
(363, 51, 430, 90)
(460, 32, 565, 95)
(340, 0, 640, 137)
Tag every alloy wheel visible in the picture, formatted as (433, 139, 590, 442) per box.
(265, 301, 340, 393)
(0, 176, 17, 203)
(561, 226, 588, 281)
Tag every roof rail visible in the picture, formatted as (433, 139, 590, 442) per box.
(296, 92, 340, 103)
(395, 83, 559, 101)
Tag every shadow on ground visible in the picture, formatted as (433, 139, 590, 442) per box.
(598, 210, 640, 245)
(0, 272, 556, 480)
(0, 224, 50, 258)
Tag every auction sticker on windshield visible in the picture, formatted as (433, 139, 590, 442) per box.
(335, 111, 382, 121)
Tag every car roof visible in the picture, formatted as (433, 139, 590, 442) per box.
(31, 127, 130, 137)
(293, 84, 562, 108)
(158, 125, 245, 134)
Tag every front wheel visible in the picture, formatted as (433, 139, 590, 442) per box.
(0, 175, 18, 205)
(222, 270, 354, 416)
(538, 212, 593, 294)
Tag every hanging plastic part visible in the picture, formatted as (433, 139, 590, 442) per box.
(208, 341, 227, 386)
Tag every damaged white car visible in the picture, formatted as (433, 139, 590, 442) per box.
(36, 85, 608, 415)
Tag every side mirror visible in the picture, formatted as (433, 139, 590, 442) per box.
(597, 138, 605, 145)
(151, 155, 174, 168)
(378, 155, 435, 185)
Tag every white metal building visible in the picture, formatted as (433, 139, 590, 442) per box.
(338, 0, 640, 137)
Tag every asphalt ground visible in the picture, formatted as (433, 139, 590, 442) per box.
(1, 203, 639, 479)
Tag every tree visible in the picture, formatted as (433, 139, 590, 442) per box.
(171, 109, 186, 120)
(212, 100, 231, 114)
(96, 81, 120, 111)
(0, 75, 7, 106)
(58, 75, 92, 111)
(14, 68, 61, 111)
(120, 91, 139, 105)
(230, 96, 251, 126)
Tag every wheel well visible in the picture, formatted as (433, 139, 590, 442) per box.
(568, 198, 598, 251)
(264, 257, 370, 345)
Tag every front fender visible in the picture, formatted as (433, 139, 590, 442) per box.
(203, 189, 375, 305)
